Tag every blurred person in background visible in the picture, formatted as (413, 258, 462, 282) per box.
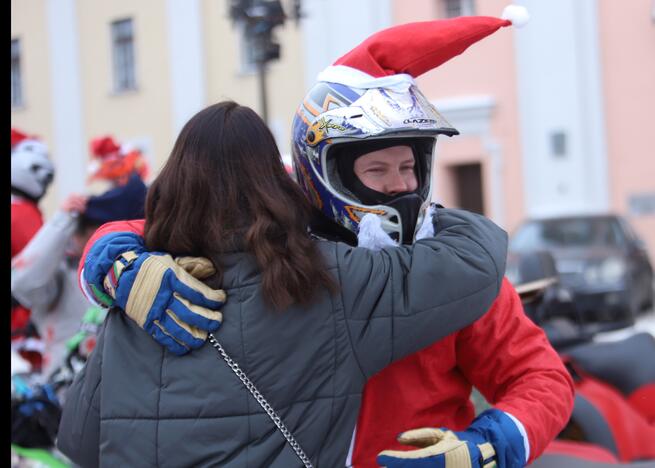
(11, 128, 55, 371)
(57, 101, 508, 466)
(11, 173, 147, 380)
(66, 8, 574, 468)
(87, 134, 149, 187)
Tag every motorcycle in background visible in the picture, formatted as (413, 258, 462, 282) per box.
(512, 250, 655, 467)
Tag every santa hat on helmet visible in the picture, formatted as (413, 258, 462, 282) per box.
(317, 5, 529, 88)
(11, 128, 30, 148)
(11, 128, 43, 150)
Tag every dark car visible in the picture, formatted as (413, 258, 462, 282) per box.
(508, 214, 654, 324)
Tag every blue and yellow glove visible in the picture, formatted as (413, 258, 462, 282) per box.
(377, 409, 526, 468)
(83, 232, 225, 355)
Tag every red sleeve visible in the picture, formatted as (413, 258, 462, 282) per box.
(457, 278, 575, 462)
(11, 200, 43, 258)
(77, 219, 146, 281)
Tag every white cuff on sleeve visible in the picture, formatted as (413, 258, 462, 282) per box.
(504, 411, 530, 462)
(79, 267, 102, 307)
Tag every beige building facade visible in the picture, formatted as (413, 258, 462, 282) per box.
(11, 0, 307, 216)
(12, 0, 655, 258)
(392, 0, 655, 257)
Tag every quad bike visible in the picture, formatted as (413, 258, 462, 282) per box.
(512, 251, 655, 467)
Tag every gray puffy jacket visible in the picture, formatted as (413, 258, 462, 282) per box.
(57, 208, 507, 467)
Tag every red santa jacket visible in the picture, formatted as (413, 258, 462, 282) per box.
(11, 195, 43, 258)
(11, 195, 44, 337)
(351, 278, 575, 467)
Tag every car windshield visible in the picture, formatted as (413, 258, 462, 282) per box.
(511, 217, 621, 251)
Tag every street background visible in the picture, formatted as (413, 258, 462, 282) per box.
(10, 1, 655, 465)
(11, 0, 655, 256)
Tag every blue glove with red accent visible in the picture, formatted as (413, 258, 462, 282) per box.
(377, 409, 526, 468)
(83, 232, 226, 355)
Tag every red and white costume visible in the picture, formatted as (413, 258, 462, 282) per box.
(351, 278, 574, 466)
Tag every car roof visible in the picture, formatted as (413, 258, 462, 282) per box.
(524, 213, 620, 223)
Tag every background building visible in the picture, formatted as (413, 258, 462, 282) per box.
(391, 0, 655, 256)
(11, 0, 655, 256)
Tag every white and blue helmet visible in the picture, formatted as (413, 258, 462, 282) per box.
(291, 71, 457, 244)
(11, 129, 54, 201)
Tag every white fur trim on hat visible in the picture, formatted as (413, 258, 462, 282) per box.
(502, 5, 530, 28)
(317, 65, 416, 91)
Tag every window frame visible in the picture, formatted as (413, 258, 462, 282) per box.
(440, 0, 475, 18)
(110, 17, 138, 93)
(11, 38, 24, 108)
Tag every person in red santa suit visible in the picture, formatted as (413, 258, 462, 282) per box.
(11, 128, 55, 258)
(292, 8, 572, 468)
(11, 128, 55, 370)
(74, 6, 574, 468)
(87, 135, 149, 187)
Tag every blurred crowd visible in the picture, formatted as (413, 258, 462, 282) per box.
(10, 128, 149, 465)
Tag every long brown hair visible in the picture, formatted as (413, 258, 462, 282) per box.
(144, 101, 336, 309)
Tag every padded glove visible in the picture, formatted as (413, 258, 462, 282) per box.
(103, 250, 226, 356)
(377, 427, 496, 468)
(377, 409, 526, 468)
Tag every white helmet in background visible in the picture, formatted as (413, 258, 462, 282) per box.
(11, 128, 55, 201)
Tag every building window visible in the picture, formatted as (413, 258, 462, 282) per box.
(111, 18, 137, 92)
(11, 39, 23, 107)
(441, 0, 475, 18)
(550, 130, 567, 157)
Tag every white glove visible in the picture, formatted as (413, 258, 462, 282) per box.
(357, 204, 437, 250)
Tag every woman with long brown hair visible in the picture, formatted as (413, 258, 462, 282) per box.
(58, 101, 507, 467)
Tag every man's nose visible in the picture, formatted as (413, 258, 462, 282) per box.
(385, 171, 410, 195)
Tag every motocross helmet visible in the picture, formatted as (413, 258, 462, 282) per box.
(11, 128, 54, 201)
(292, 78, 456, 244)
(291, 6, 527, 243)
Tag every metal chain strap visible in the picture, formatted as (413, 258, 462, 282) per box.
(207, 334, 314, 468)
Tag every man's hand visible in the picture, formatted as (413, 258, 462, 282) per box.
(61, 193, 88, 214)
(377, 427, 496, 468)
(105, 251, 226, 355)
(377, 409, 527, 468)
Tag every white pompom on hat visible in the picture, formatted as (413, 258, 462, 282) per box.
(501, 4, 530, 28)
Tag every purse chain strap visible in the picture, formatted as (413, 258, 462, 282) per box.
(207, 333, 314, 468)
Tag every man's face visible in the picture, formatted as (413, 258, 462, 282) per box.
(353, 145, 417, 195)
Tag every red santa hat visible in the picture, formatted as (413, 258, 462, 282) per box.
(11, 128, 40, 149)
(317, 5, 529, 88)
(89, 135, 121, 159)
